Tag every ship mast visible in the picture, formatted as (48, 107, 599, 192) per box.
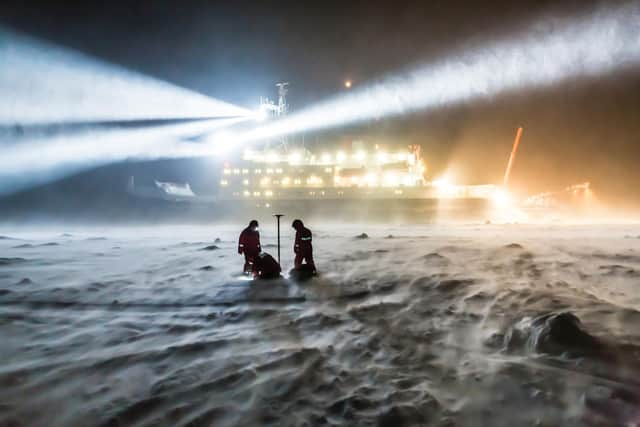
(275, 82, 289, 150)
(276, 82, 289, 117)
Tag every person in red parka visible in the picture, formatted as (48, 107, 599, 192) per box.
(238, 220, 261, 274)
(292, 219, 316, 274)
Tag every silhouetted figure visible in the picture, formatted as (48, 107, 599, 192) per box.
(252, 252, 282, 279)
(292, 219, 316, 274)
(238, 220, 261, 274)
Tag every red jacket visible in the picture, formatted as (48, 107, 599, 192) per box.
(238, 227, 261, 254)
(294, 226, 312, 253)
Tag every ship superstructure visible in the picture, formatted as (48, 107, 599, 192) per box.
(219, 83, 500, 203)
(219, 143, 497, 201)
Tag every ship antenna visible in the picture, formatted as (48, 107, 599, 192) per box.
(275, 82, 290, 151)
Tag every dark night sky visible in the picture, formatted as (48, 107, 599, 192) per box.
(1, 0, 639, 205)
(0, 0, 603, 106)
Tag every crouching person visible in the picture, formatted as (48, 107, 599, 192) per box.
(252, 252, 281, 279)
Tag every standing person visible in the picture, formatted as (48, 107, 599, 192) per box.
(292, 219, 316, 274)
(238, 220, 261, 274)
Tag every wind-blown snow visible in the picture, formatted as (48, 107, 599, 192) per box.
(1, 224, 639, 426)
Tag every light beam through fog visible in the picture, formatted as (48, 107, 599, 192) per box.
(0, 28, 251, 125)
(231, 2, 640, 145)
(0, 117, 247, 195)
(0, 27, 254, 194)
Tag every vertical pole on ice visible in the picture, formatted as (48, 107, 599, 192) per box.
(273, 214, 284, 265)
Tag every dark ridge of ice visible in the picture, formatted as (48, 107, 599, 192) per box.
(86, 237, 107, 241)
(174, 241, 206, 247)
(214, 238, 222, 243)
(592, 252, 640, 263)
(199, 265, 215, 271)
(355, 233, 369, 239)
(598, 265, 640, 277)
(12, 242, 59, 249)
(0, 257, 27, 266)
(504, 243, 524, 250)
(530, 312, 603, 357)
(435, 278, 475, 292)
(503, 312, 606, 360)
(201, 245, 220, 251)
(422, 252, 448, 262)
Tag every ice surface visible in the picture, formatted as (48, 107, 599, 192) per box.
(0, 224, 639, 426)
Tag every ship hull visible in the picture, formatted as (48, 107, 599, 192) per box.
(208, 197, 493, 223)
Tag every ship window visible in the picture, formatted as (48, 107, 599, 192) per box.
(266, 168, 274, 174)
(254, 169, 262, 174)
(253, 191, 261, 197)
(243, 191, 250, 197)
(220, 179, 228, 186)
(243, 179, 249, 185)
(233, 168, 240, 174)
(242, 169, 249, 174)
(275, 168, 283, 174)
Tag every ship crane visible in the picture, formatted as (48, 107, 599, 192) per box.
(503, 127, 523, 188)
